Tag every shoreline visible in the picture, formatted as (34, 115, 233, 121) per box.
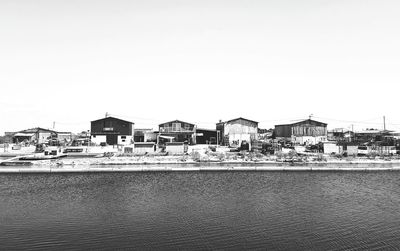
(1, 166, 400, 173)
(1, 159, 400, 173)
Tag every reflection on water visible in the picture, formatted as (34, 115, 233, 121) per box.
(1, 170, 400, 250)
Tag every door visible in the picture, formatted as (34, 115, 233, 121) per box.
(106, 134, 118, 145)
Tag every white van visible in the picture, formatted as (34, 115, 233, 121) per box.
(357, 145, 369, 156)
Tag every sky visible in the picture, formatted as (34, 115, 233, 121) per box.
(1, 0, 400, 134)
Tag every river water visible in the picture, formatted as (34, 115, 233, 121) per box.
(1, 169, 400, 250)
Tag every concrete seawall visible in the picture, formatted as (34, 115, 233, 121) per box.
(1, 165, 400, 173)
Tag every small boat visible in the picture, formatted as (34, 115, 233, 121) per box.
(19, 154, 67, 161)
(19, 147, 67, 161)
(0, 161, 33, 166)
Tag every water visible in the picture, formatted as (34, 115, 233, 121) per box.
(1, 169, 400, 250)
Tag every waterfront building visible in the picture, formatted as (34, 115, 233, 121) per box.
(90, 116, 134, 146)
(274, 119, 328, 145)
(134, 129, 157, 143)
(196, 128, 218, 145)
(12, 127, 72, 145)
(158, 120, 197, 145)
(216, 117, 259, 149)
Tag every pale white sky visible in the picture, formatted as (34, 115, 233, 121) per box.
(1, 0, 400, 134)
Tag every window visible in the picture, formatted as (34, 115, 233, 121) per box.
(172, 123, 181, 131)
(121, 136, 126, 139)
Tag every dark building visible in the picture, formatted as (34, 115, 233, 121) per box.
(274, 119, 328, 144)
(196, 128, 218, 144)
(90, 116, 134, 145)
(158, 120, 196, 145)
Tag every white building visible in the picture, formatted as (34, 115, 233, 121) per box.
(216, 117, 258, 149)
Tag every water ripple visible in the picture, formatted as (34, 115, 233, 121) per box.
(0, 171, 400, 250)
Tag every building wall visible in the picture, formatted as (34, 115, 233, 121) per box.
(159, 121, 196, 144)
(346, 145, 358, 155)
(323, 142, 341, 154)
(134, 129, 156, 142)
(274, 125, 292, 137)
(223, 120, 258, 148)
(37, 132, 52, 144)
(57, 133, 72, 142)
(159, 121, 195, 132)
(133, 143, 155, 154)
(117, 135, 133, 145)
(91, 117, 134, 145)
(275, 120, 327, 138)
(91, 135, 106, 145)
(292, 125, 327, 137)
(216, 122, 225, 145)
(165, 142, 185, 154)
(292, 136, 327, 145)
(228, 133, 251, 147)
(196, 129, 217, 144)
(91, 117, 133, 136)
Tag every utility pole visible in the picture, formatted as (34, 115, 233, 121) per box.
(383, 116, 386, 131)
(53, 121, 55, 129)
(351, 124, 354, 142)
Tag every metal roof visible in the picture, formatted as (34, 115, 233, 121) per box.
(275, 119, 327, 127)
(91, 116, 134, 124)
(224, 117, 259, 124)
(159, 120, 195, 127)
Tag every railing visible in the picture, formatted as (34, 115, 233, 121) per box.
(159, 127, 194, 133)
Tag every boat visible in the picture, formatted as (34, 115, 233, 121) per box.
(19, 147, 67, 161)
(0, 161, 33, 166)
(19, 154, 67, 161)
(62, 146, 119, 157)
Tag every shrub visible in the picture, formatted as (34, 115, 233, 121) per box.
(316, 154, 327, 162)
(208, 146, 217, 152)
(192, 151, 201, 162)
(217, 152, 226, 161)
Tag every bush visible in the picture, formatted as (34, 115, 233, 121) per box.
(332, 153, 343, 159)
(275, 151, 284, 159)
(192, 151, 201, 162)
(208, 146, 217, 152)
(217, 152, 226, 161)
(315, 154, 327, 162)
(367, 152, 378, 159)
(288, 150, 297, 158)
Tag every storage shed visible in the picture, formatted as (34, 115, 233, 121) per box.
(275, 119, 328, 145)
(91, 116, 134, 146)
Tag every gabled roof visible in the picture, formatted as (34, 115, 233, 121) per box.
(275, 119, 327, 127)
(224, 117, 259, 124)
(159, 120, 195, 127)
(91, 116, 134, 124)
(18, 127, 57, 134)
